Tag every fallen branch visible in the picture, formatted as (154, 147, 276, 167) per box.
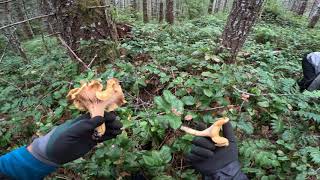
(232, 86, 256, 96)
(233, 86, 294, 97)
(57, 35, 89, 70)
(189, 105, 235, 112)
(0, 14, 54, 31)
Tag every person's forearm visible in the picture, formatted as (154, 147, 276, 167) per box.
(0, 146, 57, 180)
(204, 161, 248, 180)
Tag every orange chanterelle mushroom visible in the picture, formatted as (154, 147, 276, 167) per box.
(67, 78, 126, 136)
(180, 117, 230, 147)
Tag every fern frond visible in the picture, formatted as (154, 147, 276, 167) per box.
(294, 111, 320, 123)
(305, 147, 320, 164)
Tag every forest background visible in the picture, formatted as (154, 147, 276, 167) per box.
(0, 0, 320, 179)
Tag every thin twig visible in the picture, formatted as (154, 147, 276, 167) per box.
(87, 54, 98, 68)
(0, 40, 9, 63)
(232, 86, 256, 96)
(0, 28, 17, 63)
(57, 35, 89, 70)
(0, 14, 55, 31)
(189, 105, 235, 112)
(45, 32, 61, 38)
(233, 86, 293, 97)
(0, 78, 24, 94)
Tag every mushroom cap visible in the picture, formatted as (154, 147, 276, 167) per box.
(66, 78, 126, 112)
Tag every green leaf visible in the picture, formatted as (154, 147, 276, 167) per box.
(159, 146, 172, 163)
(257, 101, 269, 108)
(143, 155, 157, 166)
(203, 89, 213, 97)
(157, 114, 182, 129)
(201, 71, 216, 78)
(152, 175, 174, 180)
(182, 96, 195, 105)
(154, 96, 171, 113)
(162, 90, 184, 114)
(237, 120, 254, 134)
(163, 90, 176, 103)
(271, 119, 284, 133)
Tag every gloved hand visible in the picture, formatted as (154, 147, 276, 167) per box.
(28, 112, 122, 166)
(186, 122, 248, 179)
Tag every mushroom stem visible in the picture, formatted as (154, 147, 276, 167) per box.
(180, 117, 230, 146)
(180, 126, 211, 137)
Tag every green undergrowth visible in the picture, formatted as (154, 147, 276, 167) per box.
(1, 9, 320, 180)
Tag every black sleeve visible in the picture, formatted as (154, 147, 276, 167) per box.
(299, 55, 317, 91)
(203, 161, 249, 180)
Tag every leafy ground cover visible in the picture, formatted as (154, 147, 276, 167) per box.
(0, 5, 320, 180)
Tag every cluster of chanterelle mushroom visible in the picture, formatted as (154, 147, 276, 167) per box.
(66, 78, 229, 145)
(67, 78, 126, 136)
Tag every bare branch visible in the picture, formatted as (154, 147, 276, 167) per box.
(0, 0, 12, 4)
(57, 35, 89, 70)
(87, 5, 110, 9)
(0, 14, 54, 31)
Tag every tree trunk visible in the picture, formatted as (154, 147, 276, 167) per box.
(291, 0, 298, 12)
(1, 1, 28, 61)
(208, 0, 214, 14)
(143, 0, 149, 23)
(39, 0, 54, 34)
(223, 0, 228, 12)
(103, 0, 119, 42)
(220, 0, 264, 63)
(131, 0, 137, 10)
(214, 0, 222, 13)
(13, 0, 34, 39)
(148, 0, 152, 19)
(151, 0, 158, 18)
(159, 0, 164, 23)
(308, 5, 320, 28)
(21, 0, 34, 36)
(166, 0, 174, 24)
(309, 0, 320, 18)
(297, 0, 308, 15)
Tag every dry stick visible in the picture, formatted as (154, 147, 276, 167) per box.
(189, 105, 235, 112)
(57, 35, 89, 70)
(233, 86, 293, 97)
(87, 54, 98, 68)
(45, 32, 61, 38)
(232, 86, 256, 96)
(0, 14, 54, 31)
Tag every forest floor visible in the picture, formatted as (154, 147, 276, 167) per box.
(1, 8, 320, 180)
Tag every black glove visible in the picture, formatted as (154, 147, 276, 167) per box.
(186, 122, 248, 180)
(29, 112, 122, 165)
